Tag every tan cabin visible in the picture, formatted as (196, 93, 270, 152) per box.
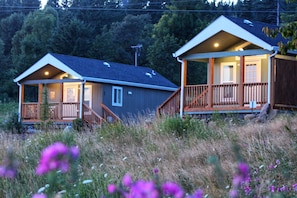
(158, 15, 297, 117)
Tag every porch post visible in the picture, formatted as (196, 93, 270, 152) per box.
(79, 81, 85, 119)
(59, 83, 63, 119)
(17, 83, 24, 122)
(239, 56, 245, 106)
(38, 84, 43, 120)
(179, 59, 187, 118)
(207, 58, 214, 108)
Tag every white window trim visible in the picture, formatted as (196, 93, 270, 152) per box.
(112, 86, 123, 107)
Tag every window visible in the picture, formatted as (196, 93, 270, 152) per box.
(112, 86, 123, 106)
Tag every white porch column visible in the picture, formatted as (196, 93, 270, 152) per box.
(17, 83, 22, 122)
(79, 81, 86, 119)
(178, 58, 186, 118)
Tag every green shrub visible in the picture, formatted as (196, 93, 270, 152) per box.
(3, 112, 23, 134)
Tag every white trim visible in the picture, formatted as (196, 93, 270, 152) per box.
(173, 15, 274, 58)
(83, 77, 177, 92)
(13, 53, 83, 82)
(221, 62, 236, 84)
(112, 86, 123, 107)
(185, 49, 272, 60)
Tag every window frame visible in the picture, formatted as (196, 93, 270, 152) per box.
(112, 86, 123, 107)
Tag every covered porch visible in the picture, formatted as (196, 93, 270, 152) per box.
(18, 79, 120, 126)
(158, 52, 272, 116)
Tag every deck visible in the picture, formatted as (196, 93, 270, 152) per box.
(158, 82, 268, 116)
(21, 102, 120, 126)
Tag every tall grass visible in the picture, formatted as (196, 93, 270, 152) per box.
(0, 104, 297, 197)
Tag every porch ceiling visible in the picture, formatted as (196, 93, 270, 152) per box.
(21, 64, 63, 82)
(182, 31, 261, 58)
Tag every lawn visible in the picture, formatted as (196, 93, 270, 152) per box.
(0, 103, 297, 197)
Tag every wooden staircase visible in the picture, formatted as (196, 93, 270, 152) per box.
(157, 86, 209, 116)
(83, 103, 121, 126)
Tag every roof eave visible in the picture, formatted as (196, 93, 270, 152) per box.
(14, 53, 83, 83)
(173, 15, 275, 58)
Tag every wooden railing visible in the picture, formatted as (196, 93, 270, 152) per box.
(158, 82, 268, 115)
(83, 103, 105, 125)
(22, 102, 80, 121)
(101, 103, 121, 123)
(157, 87, 181, 116)
(243, 82, 268, 105)
(185, 85, 208, 108)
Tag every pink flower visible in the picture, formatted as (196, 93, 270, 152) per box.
(162, 181, 184, 198)
(0, 166, 17, 179)
(32, 193, 47, 198)
(238, 162, 249, 180)
(107, 184, 117, 193)
(122, 174, 133, 187)
(292, 183, 297, 191)
(70, 146, 79, 160)
(187, 189, 203, 198)
(270, 185, 275, 192)
(129, 180, 159, 198)
(229, 189, 238, 198)
(36, 142, 79, 175)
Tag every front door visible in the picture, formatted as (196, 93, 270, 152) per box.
(245, 58, 261, 105)
(220, 62, 236, 102)
(63, 83, 78, 119)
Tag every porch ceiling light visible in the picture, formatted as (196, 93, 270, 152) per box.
(214, 43, 219, 48)
(44, 71, 49, 76)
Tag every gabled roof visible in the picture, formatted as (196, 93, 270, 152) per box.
(173, 15, 287, 58)
(14, 53, 177, 91)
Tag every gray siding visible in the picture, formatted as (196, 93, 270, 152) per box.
(102, 84, 173, 119)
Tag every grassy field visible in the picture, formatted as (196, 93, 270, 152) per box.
(0, 102, 297, 197)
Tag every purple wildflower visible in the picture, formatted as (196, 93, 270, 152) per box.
(122, 174, 133, 187)
(129, 180, 159, 198)
(162, 181, 184, 198)
(187, 189, 203, 198)
(238, 162, 249, 180)
(36, 142, 79, 175)
(32, 193, 47, 198)
(107, 184, 117, 193)
(229, 189, 238, 198)
(0, 166, 17, 179)
(292, 183, 297, 192)
(0, 149, 19, 179)
(270, 185, 275, 192)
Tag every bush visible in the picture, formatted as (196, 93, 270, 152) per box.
(3, 112, 23, 134)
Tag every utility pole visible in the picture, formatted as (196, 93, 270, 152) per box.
(277, 0, 280, 26)
(131, 44, 142, 66)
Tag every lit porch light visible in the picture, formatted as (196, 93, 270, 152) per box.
(44, 71, 49, 76)
(214, 43, 219, 48)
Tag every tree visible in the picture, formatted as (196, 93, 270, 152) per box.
(0, 13, 25, 55)
(146, 0, 215, 85)
(51, 17, 94, 57)
(89, 14, 153, 66)
(11, 6, 58, 74)
(263, 0, 297, 54)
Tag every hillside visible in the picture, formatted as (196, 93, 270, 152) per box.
(0, 103, 297, 197)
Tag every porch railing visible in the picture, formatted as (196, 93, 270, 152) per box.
(157, 87, 181, 116)
(83, 103, 105, 125)
(101, 103, 121, 123)
(22, 102, 80, 121)
(158, 82, 268, 115)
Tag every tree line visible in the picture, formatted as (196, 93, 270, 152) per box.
(0, 0, 296, 101)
